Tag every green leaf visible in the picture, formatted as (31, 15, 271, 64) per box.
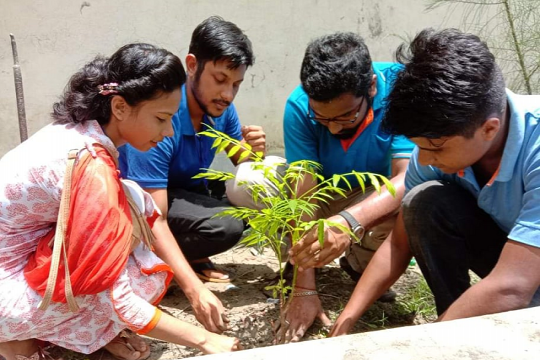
(198, 130, 218, 138)
(288, 199, 298, 213)
(264, 284, 279, 299)
(367, 173, 381, 193)
(191, 169, 234, 182)
(325, 219, 357, 242)
(211, 137, 223, 149)
(216, 140, 229, 154)
(310, 195, 331, 204)
(191, 171, 211, 179)
(227, 145, 241, 157)
(238, 150, 251, 162)
(317, 219, 325, 248)
(297, 203, 315, 218)
(332, 174, 340, 187)
(331, 187, 347, 198)
(380, 176, 396, 197)
(340, 176, 352, 191)
(240, 232, 260, 246)
(352, 172, 366, 193)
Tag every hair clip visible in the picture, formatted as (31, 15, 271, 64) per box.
(98, 82, 119, 95)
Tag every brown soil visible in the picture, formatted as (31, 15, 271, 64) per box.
(53, 246, 434, 360)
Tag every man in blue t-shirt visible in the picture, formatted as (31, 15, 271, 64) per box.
(314, 29, 540, 337)
(282, 32, 415, 342)
(119, 17, 266, 334)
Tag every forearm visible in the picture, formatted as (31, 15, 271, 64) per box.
(152, 217, 205, 298)
(147, 311, 207, 351)
(228, 137, 265, 166)
(440, 240, 540, 321)
(341, 231, 411, 322)
(295, 267, 317, 289)
(347, 171, 406, 229)
(228, 139, 248, 166)
(439, 277, 534, 321)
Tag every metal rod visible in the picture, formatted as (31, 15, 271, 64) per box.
(10, 33, 28, 143)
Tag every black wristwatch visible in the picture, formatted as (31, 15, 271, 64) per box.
(338, 210, 366, 244)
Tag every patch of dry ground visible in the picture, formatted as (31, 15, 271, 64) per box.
(53, 246, 434, 360)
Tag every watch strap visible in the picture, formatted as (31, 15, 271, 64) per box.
(338, 210, 360, 230)
(338, 210, 365, 243)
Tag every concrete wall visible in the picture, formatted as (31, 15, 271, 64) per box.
(0, 0, 463, 157)
(204, 307, 540, 360)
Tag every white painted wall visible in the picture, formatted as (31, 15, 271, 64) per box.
(0, 0, 463, 156)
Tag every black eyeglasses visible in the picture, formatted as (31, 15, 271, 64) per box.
(307, 97, 366, 125)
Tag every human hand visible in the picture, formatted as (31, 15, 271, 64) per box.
(199, 333, 243, 354)
(289, 215, 351, 270)
(275, 293, 331, 343)
(241, 125, 266, 155)
(189, 286, 229, 333)
(329, 311, 357, 337)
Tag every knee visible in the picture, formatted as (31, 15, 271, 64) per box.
(402, 180, 459, 220)
(206, 216, 245, 246)
(233, 156, 286, 186)
(401, 181, 448, 242)
(402, 180, 470, 248)
(226, 156, 287, 208)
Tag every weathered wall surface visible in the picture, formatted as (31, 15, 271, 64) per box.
(0, 0, 463, 156)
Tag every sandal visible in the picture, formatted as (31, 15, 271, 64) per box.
(191, 260, 231, 283)
(339, 256, 361, 282)
(104, 330, 150, 360)
(14, 344, 55, 360)
(15, 349, 51, 360)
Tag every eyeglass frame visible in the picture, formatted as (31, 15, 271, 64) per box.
(306, 96, 366, 125)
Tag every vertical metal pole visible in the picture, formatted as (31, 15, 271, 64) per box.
(10, 33, 28, 143)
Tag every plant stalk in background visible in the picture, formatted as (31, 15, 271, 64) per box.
(427, 0, 540, 94)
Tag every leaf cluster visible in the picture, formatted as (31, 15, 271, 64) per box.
(195, 127, 396, 303)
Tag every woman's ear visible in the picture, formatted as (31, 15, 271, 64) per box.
(110, 95, 128, 121)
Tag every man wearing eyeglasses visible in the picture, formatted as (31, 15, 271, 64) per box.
(279, 32, 415, 342)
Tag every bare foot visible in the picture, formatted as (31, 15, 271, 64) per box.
(0, 340, 39, 360)
(103, 331, 150, 360)
(191, 258, 230, 282)
(200, 268, 229, 281)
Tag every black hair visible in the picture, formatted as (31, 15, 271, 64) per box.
(52, 43, 186, 125)
(188, 16, 254, 78)
(300, 32, 373, 102)
(382, 28, 506, 139)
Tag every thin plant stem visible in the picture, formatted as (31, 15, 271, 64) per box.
(502, 0, 532, 94)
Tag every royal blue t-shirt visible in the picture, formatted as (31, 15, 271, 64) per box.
(119, 84, 242, 190)
(283, 62, 414, 187)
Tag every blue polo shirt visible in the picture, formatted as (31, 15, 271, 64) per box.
(405, 90, 540, 249)
(118, 84, 242, 190)
(283, 62, 414, 187)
